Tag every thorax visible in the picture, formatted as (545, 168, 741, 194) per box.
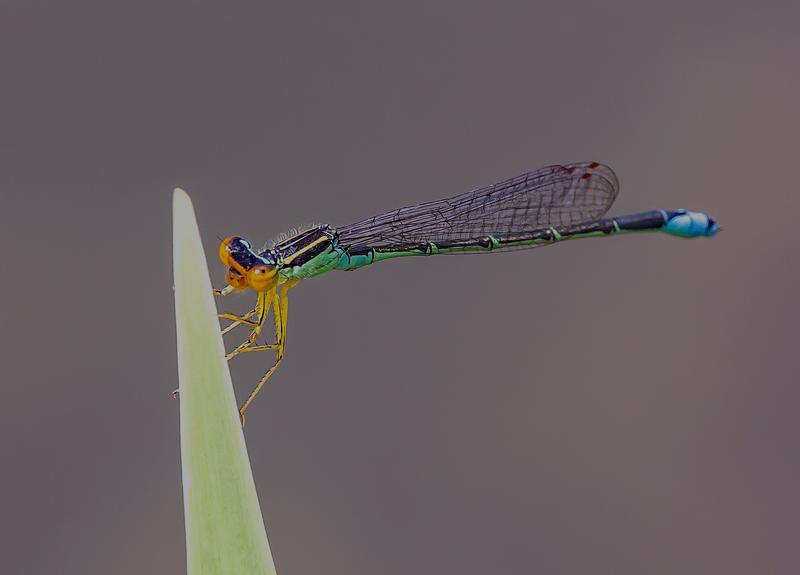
(264, 224, 341, 281)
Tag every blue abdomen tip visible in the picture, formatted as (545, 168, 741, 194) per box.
(663, 210, 718, 237)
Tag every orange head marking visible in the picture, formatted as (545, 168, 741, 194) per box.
(247, 264, 278, 291)
(218, 236, 279, 292)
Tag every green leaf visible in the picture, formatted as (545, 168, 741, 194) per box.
(173, 189, 277, 575)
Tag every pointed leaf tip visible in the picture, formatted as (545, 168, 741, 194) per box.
(172, 190, 276, 574)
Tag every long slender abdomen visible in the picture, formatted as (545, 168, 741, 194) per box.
(333, 209, 717, 271)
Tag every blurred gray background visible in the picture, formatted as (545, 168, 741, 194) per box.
(1, 1, 798, 573)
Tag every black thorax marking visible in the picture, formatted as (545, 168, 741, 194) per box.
(272, 225, 334, 268)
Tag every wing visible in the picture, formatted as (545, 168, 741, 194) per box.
(335, 161, 619, 251)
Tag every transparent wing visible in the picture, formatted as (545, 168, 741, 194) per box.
(336, 162, 619, 251)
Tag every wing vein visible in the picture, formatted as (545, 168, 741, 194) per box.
(336, 162, 619, 252)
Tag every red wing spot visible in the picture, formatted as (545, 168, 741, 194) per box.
(580, 173, 592, 180)
(588, 161, 600, 168)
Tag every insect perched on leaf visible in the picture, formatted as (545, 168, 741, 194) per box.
(215, 161, 718, 421)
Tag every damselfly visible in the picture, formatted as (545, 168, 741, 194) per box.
(216, 161, 718, 420)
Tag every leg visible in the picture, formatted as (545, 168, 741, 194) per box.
(225, 288, 274, 360)
(219, 309, 258, 334)
(236, 342, 279, 352)
(173, 287, 265, 401)
(238, 280, 297, 421)
(236, 291, 283, 354)
(215, 282, 258, 333)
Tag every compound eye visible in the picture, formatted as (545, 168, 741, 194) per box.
(227, 237, 251, 252)
(219, 238, 234, 265)
(219, 236, 255, 268)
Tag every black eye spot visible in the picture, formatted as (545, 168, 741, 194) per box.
(227, 237, 252, 254)
(232, 238, 250, 249)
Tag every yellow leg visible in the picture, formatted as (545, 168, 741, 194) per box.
(238, 280, 297, 421)
(225, 289, 274, 360)
(219, 310, 258, 334)
(237, 343, 279, 352)
(173, 287, 270, 402)
(213, 285, 255, 336)
(177, 301, 255, 396)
